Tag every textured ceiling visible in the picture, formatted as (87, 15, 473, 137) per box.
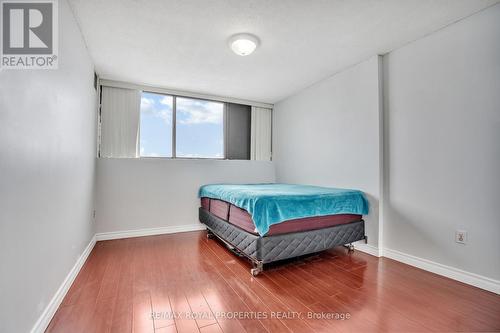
(68, 0, 499, 103)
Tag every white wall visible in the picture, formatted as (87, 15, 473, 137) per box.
(273, 56, 382, 248)
(96, 158, 275, 233)
(0, 0, 97, 332)
(383, 4, 500, 280)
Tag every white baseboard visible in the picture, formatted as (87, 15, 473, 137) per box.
(31, 235, 96, 333)
(354, 242, 381, 257)
(383, 247, 500, 294)
(31, 224, 206, 332)
(352, 243, 498, 294)
(31, 226, 499, 333)
(95, 224, 206, 241)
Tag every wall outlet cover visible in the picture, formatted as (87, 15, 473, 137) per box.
(455, 230, 467, 244)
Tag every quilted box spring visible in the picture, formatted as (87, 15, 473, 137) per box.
(199, 207, 365, 264)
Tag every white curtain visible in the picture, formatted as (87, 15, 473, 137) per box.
(100, 86, 141, 158)
(250, 106, 272, 161)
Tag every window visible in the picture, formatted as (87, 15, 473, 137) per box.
(176, 97, 224, 158)
(99, 85, 260, 160)
(139, 92, 227, 159)
(140, 92, 173, 157)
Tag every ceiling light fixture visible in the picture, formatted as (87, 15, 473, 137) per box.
(228, 33, 259, 56)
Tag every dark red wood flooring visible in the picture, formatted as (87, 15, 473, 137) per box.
(46, 231, 500, 332)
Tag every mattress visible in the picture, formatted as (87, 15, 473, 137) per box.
(199, 183, 368, 236)
(201, 197, 362, 236)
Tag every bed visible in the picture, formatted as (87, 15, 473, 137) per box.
(198, 183, 368, 276)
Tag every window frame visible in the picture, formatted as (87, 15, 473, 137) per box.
(140, 90, 226, 160)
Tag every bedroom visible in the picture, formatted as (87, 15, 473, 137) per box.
(0, 0, 499, 332)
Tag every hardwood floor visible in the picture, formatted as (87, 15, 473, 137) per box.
(46, 231, 500, 333)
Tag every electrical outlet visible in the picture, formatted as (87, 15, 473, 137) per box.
(455, 230, 467, 244)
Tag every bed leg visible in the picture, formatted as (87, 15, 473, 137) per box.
(344, 243, 355, 253)
(250, 261, 264, 277)
(206, 229, 215, 239)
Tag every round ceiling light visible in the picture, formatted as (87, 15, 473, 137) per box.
(228, 33, 259, 56)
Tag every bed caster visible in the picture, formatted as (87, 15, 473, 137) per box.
(206, 230, 214, 239)
(344, 243, 355, 253)
(251, 261, 263, 276)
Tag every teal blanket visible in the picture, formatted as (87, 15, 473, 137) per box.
(198, 183, 369, 236)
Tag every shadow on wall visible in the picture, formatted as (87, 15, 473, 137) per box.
(381, 63, 461, 268)
(383, 203, 458, 262)
(363, 193, 379, 248)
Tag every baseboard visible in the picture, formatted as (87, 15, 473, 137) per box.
(30, 227, 498, 333)
(95, 224, 206, 241)
(354, 242, 381, 257)
(352, 243, 498, 294)
(383, 247, 500, 294)
(31, 235, 96, 333)
(30, 224, 207, 332)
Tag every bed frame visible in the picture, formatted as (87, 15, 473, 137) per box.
(199, 207, 366, 276)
